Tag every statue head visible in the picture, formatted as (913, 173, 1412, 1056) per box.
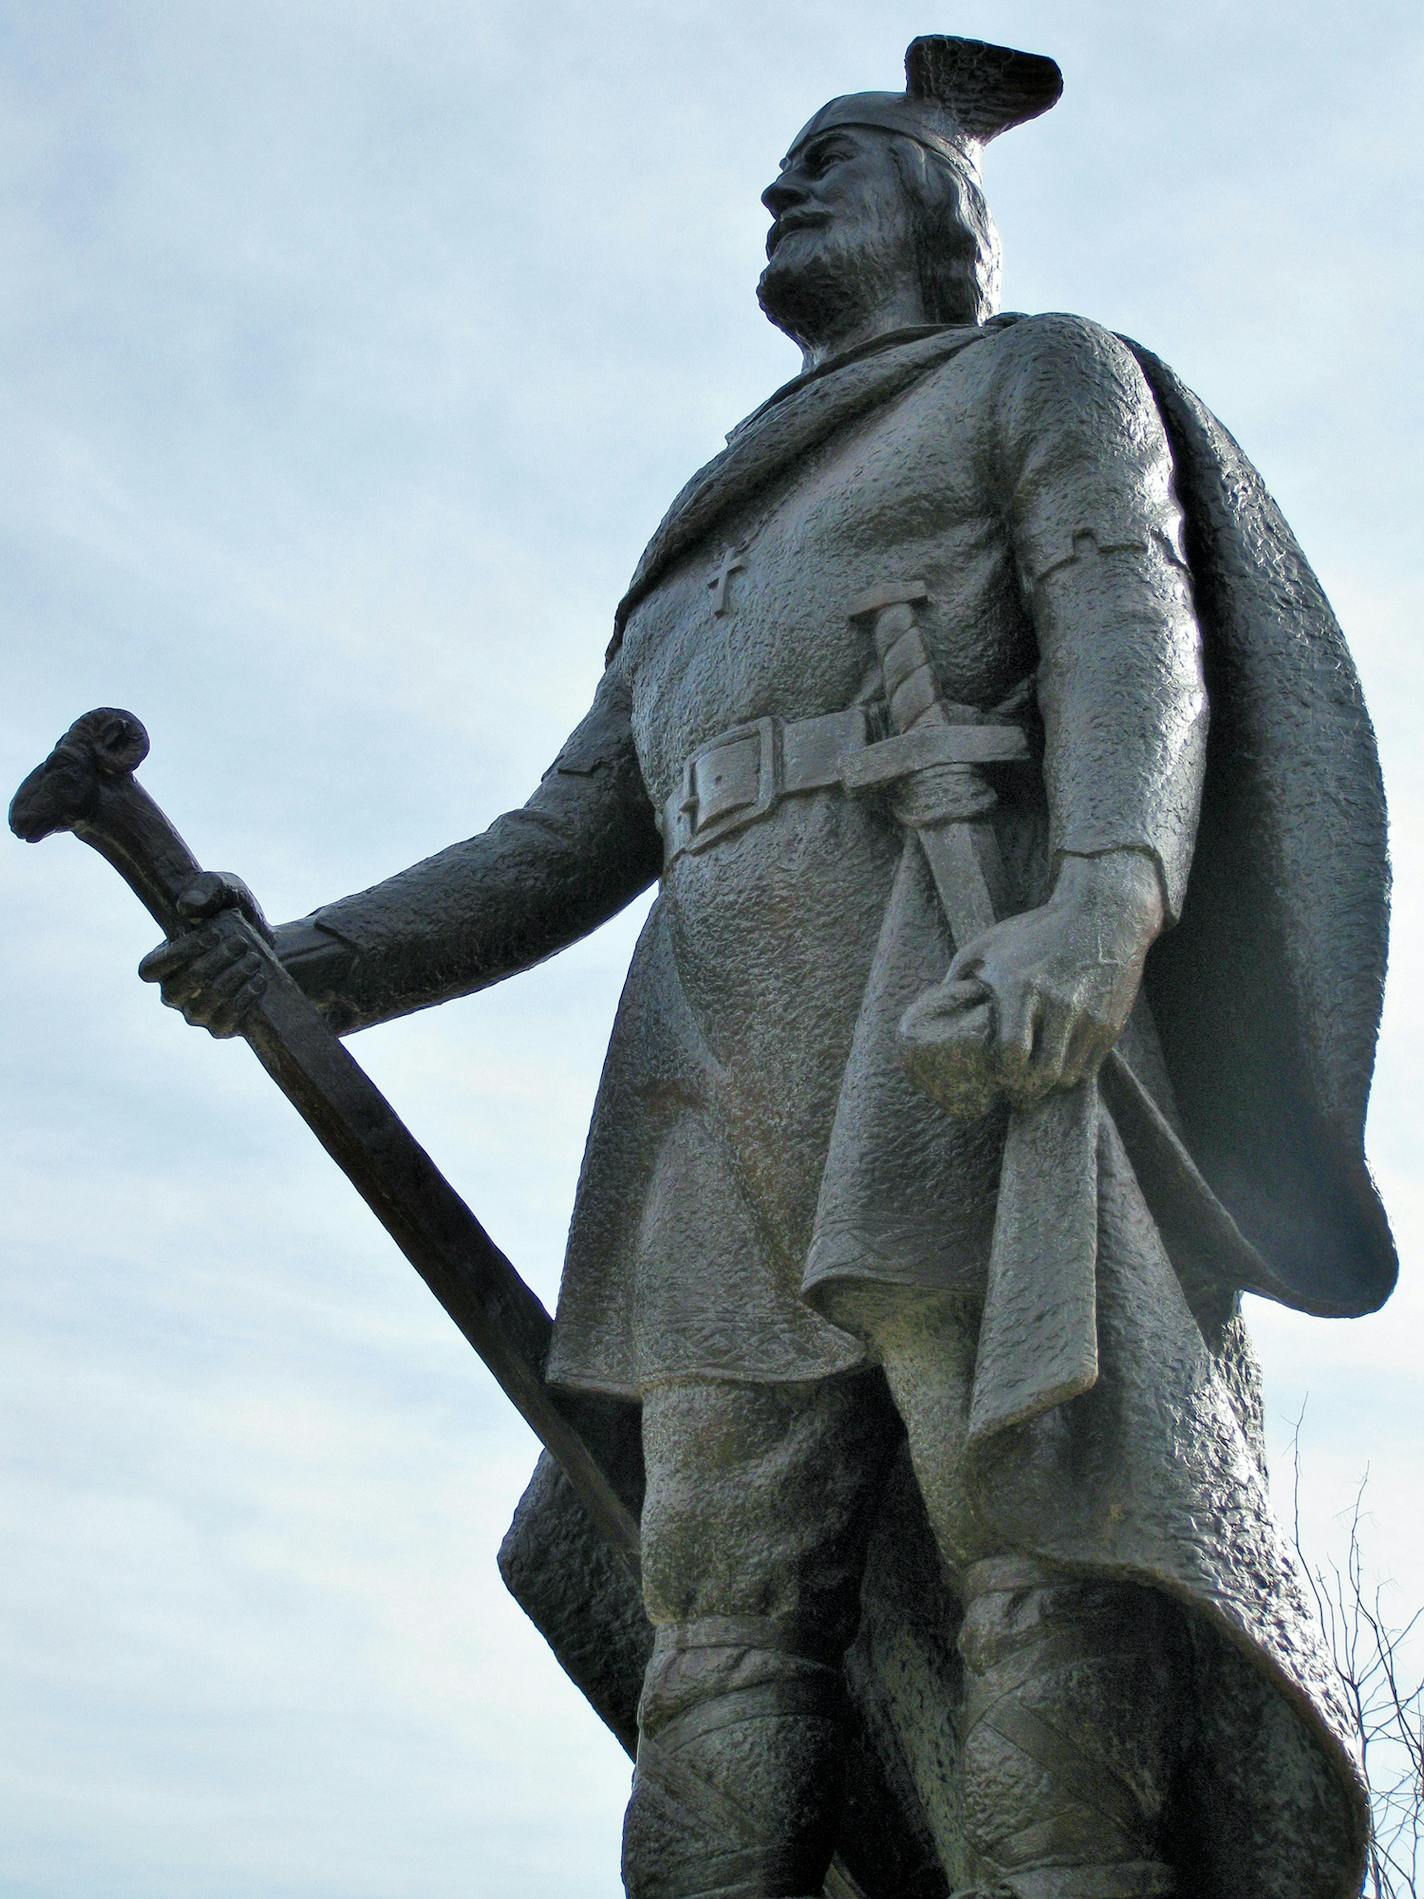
(758, 36, 1061, 353)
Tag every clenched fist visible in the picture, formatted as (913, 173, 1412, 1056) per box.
(900, 848, 1165, 1116)
(137, 872, 275, 1037)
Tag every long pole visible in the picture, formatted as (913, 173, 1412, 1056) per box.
(10, 707, 640, 1559)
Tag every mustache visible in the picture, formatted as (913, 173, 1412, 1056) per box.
(765, 209, 829, 259)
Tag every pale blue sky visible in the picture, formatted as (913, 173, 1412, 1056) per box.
(3, 3, 1422, 1894)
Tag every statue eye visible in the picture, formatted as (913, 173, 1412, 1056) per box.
(799, 141, 848, 179)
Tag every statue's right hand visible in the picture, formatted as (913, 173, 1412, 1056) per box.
(138, 872, 274, 1038)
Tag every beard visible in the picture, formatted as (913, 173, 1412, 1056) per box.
(756, 220, 914, 353)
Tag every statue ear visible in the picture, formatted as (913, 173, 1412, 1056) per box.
(73, 707, 150, 775)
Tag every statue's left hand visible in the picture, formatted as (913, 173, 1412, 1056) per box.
(900, 849, 1165, 1113)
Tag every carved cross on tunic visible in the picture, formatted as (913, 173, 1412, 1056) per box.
(707, 543, 747, 619)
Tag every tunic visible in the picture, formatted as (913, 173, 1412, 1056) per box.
(302, 315, 1205, 1395)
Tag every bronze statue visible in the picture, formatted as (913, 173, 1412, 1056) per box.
(14, 34, 1396, 1899)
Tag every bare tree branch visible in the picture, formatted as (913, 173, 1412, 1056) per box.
(1290, 1416, 1422, 1898)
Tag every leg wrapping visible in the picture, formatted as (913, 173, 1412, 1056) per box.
(622, 1619, 846, 1899)
(956, 1561, 1181, 1899)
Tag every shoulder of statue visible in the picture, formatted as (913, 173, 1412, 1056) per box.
(972, 311, 1169, 456)
(893, 312, 1129, 415)
(987, 309, 1156, 390)
(978, 308, 1137, 381)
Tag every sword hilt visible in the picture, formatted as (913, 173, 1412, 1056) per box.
(849, 584, 1013, 931)
(850, 579, 944, 733)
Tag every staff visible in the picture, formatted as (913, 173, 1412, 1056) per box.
(11, 706, 641, 1555)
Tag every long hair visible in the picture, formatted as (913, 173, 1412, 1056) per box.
(886, 135, 1002, 326)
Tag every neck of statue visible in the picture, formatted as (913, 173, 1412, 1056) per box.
(797, 286, 933, 374)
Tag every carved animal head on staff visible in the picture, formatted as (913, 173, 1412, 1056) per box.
(9, 708, 150, 843)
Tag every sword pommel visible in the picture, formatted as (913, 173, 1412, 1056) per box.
(848, 578, 929, 619)
(10, 707, 150, 844)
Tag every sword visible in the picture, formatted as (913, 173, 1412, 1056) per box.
(846, 585, 1287, 1444)
(10, 706, 873, 1899)
(846, 583, 1101, 1447)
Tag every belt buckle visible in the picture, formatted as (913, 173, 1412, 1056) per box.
(679, 716, 780, 853)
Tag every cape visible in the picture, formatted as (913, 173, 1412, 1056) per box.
(1128, 342, 1394, 1316)
(500, 320, 1395, 1899)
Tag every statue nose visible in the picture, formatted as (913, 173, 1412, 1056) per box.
(761, 175, 805, 218)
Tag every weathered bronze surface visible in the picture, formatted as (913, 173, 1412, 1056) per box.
(13, 32, 1396, 1899)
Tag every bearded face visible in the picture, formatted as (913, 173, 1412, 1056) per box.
(757, 126, 923, 353)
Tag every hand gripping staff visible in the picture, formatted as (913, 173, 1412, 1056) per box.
(9, 706, 873, 1899)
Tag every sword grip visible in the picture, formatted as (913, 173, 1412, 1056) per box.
(866, 596, 948, 735)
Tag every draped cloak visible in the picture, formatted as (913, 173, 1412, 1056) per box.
(490, 321, 1396, 1899)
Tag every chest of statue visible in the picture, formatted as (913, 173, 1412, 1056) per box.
(620, 371, 1037, 809)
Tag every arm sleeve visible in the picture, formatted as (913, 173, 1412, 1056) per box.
(275, 653, 663, 1033)
(992, 315, 1208, 922)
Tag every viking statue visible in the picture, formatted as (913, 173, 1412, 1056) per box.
(132, 35, 1394, 1899)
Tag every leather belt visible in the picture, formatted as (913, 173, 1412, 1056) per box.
(660, 706, 881, 862)
(659, 704, 1032, 862)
